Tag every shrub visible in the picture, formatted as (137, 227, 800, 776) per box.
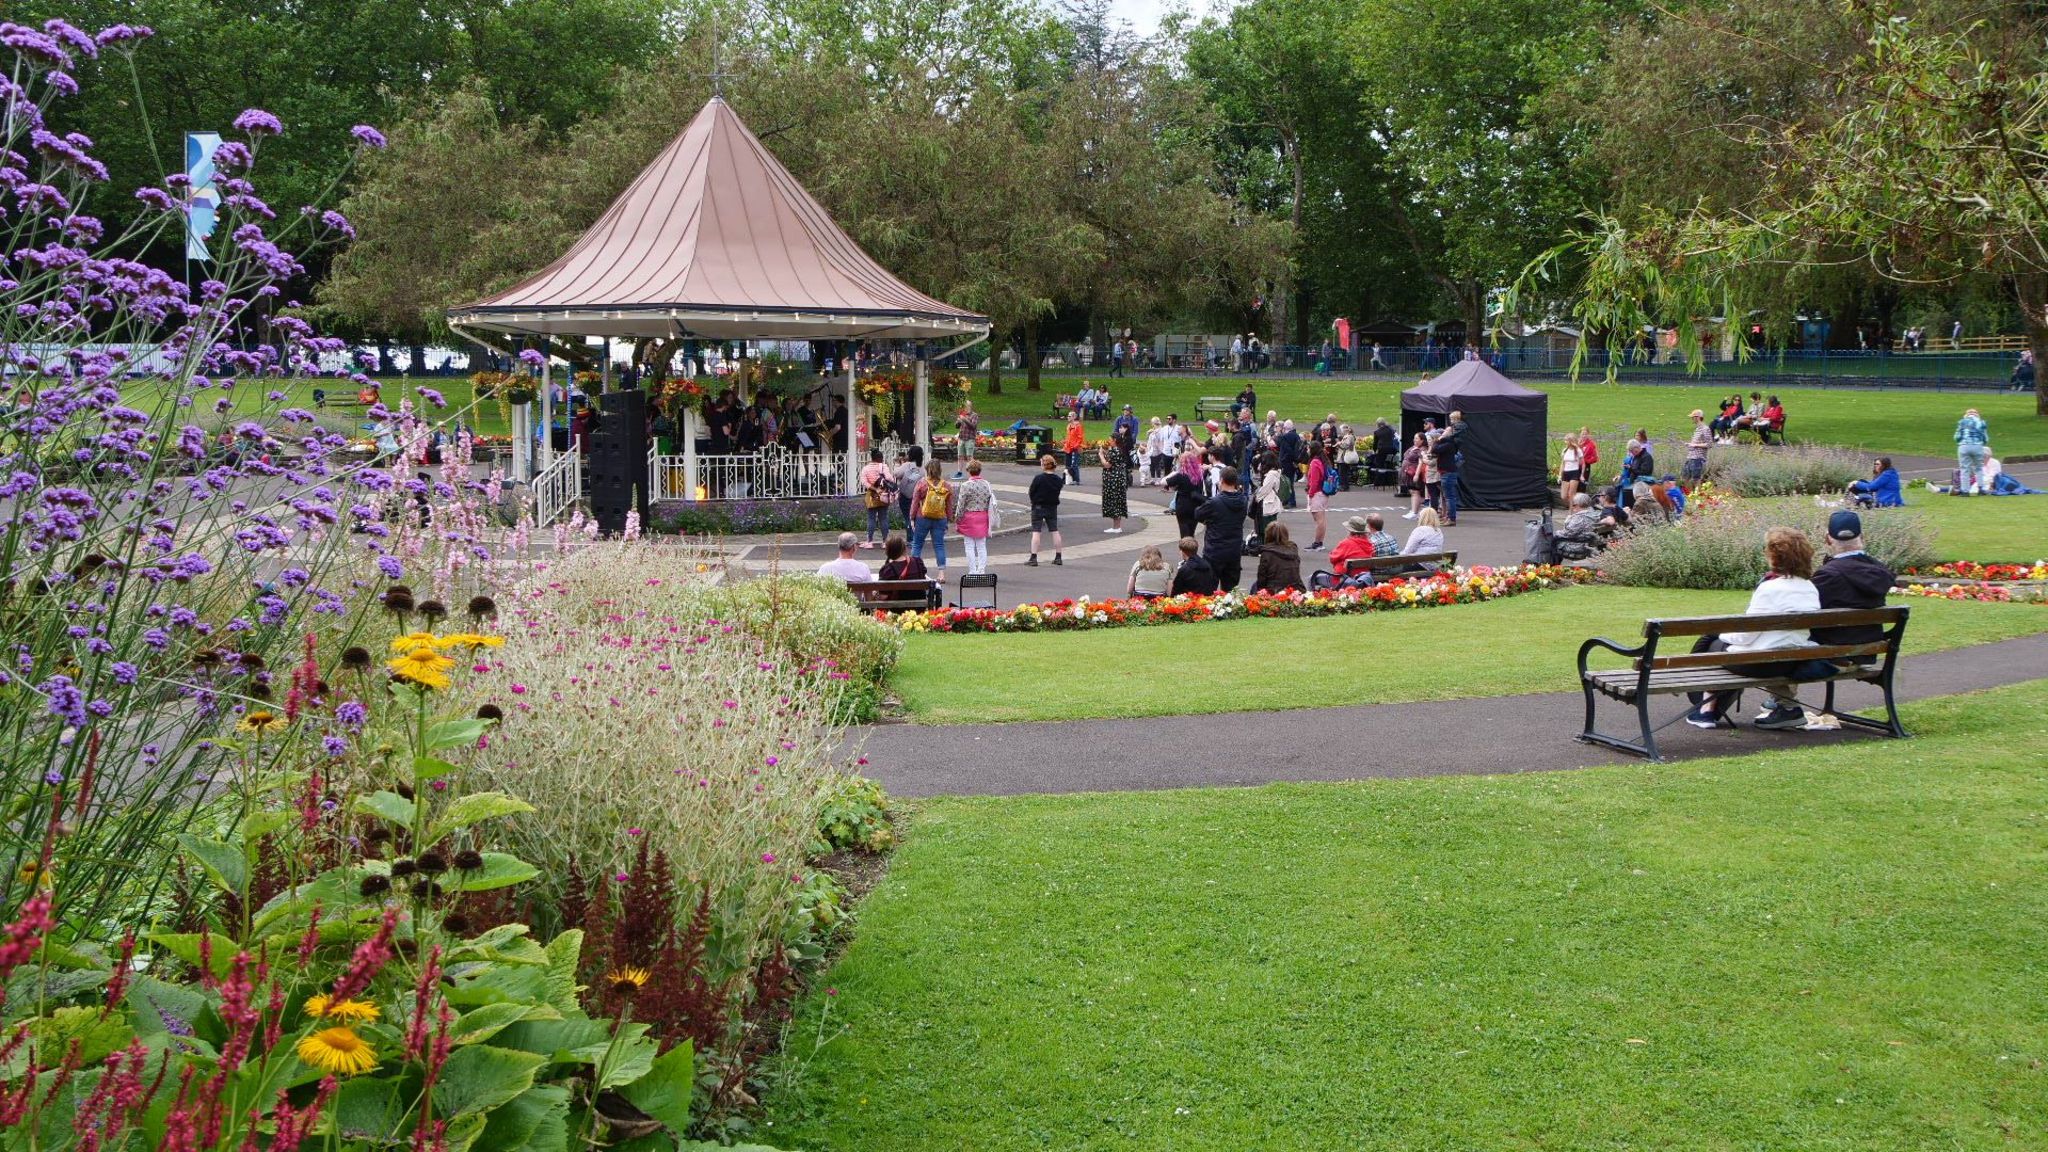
(1605, 499, 1937, 589)
(814, 773, 895, 854)
(650, 497, 866, 536)
(1703, 444, 1871, 496)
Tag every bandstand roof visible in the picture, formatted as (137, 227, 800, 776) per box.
(447, 97, 988, 344)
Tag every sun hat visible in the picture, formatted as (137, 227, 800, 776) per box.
(1344, 515, 1372, 534)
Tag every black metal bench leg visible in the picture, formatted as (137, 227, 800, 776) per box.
(1879, 670, 1908, 738)
(1577, 684, 1656, 760)
(1636, 694, 1661, 762)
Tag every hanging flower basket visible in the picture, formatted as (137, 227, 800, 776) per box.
(504, 387, 535, 406)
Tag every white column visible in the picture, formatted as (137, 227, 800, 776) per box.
(844, 360, 860, 495)
(539, 356, 554, 471)
(683, 407, 701, 501)
(511, 402, 530, 483)
(913, 357, 930, 454)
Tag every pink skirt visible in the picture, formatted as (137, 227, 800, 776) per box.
(1308, 490, 1330, 512)
(958, 509, 991, 539)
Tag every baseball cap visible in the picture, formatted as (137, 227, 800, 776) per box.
(1123, 403, 1133, 410)
(1827, 510, 1862, 540)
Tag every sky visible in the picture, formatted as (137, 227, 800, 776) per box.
(1103, 0, 1234, 39)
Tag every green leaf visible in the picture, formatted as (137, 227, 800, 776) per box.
(413, 755, 462, 782)
(448, 852, 538, 893)
(540, 930, 583, 1013)
(425, 718, 489, 752)
(618, 1040, 694, 1133)
(333, 1076, 408, 1144)
(147, 932, 240, 982)
(174, 834, 248, 897)
(488, 1016, 611, 1062)
(432, 1044, 545, 1119)
(23, 1006, 133, 1068)
(238, 808, 291, 844)
(441, 1112, 489, 1152)
(356, 790, 416, 827)
(446, 923, 534, 961)
(251, 866, 370, 935)
(426, 793, 535, 845)
(475, 1084, 570, 1152)
(595, 1024, 658, 1091)
(450, 1001, 537, 1046)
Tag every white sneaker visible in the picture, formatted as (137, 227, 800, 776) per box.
(1401, 511, 1416, 520)
(1104, 527, 1121, 534)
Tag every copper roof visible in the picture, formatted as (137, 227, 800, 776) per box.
(448, 98, 988, 342)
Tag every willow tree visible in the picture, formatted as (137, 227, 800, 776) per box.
(1525, 2, 2048, 412)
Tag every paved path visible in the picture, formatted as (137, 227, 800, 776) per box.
(853, 632, 2048, 797)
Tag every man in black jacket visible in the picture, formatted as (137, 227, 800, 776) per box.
(1811, 511, 1896, 647)
(1169, 536, 1219, 595)
(1432, 409, 1467, 525)
(1194, 466, 1250, 592)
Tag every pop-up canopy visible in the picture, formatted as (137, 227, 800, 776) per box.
(447, 97, 989, 344)
(1400, 360, 1551, 510)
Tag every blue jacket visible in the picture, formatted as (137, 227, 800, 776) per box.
(1956, 415, 1989, 446)
(1852, 468, 1904, 507)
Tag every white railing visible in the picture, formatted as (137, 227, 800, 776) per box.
(532, 443, 582, 526)
(651, 448, 849, 502)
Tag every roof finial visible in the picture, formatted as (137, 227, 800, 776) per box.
(709, 4, 725, 100)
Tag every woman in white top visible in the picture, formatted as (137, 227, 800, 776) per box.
(1686, 527, 1828, 729)
(1558, 437, 1583, 507)
(1126, 544, 1173, 599)
(1402, 506, 1445, 555)
(1254, 453, 1284, 540)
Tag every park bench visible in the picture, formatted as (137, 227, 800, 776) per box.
(846, 578, 942, 614)
(1575, 606, 1909, 762)
(1736, 412, 1787, 445)
(1052, 393, 1078, 417)
(1341, 550, 1457, 580)
(1194, 396, 1236, 419)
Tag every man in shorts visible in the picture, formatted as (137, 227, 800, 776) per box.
(1026, 454, 1065, 567)
(1684, 409, 1712, 483)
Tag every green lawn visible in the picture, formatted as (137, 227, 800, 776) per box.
(969, 376, 2048, 461)
(1908, 493, 2048, 562)
(890, 586, 2048, 724)
(766, 681, 2048, 1150)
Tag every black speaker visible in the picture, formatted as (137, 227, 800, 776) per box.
(587, 390, 649, 535)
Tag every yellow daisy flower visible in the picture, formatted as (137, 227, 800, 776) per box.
(303, 994, 381, 1023)
(389, 632, 444, 654)
(296, 1026, 378, 1076)
(235, 710, 287, 736)
(386, 648, 455, 691)
(437, 632, 506, 651)
(606, 966, 651, 996)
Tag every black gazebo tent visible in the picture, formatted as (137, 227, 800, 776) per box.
(1400, 361, 1550, 510)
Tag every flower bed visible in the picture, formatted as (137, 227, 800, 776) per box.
(883, 565, 1599, 634)
(649, 496, 866, 536)
(1902, 561, 2048, 582)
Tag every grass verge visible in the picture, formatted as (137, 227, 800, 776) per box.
(1906, 494, 2048, 562)
(765, 680, 2048, 1150)
(889, 585, 2048, 724)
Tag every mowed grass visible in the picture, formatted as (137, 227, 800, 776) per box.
(969, 376, 2048, 461)
(765, 681, 2048, 1151)
(889, 586, 2048, 724)
(1905, 494, 2048, 562)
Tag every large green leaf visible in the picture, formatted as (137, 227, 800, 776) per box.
(174, 834, 248, 897)
(432, 1044, 545, 1119)
(424, 717, 490, 752)
(413, 755, 461, 782)
(450, 1001, 538, 1046)
(617, 1040, 694, 1134)
(356, 790, 416, 827)
(594, 1023, 658, 1091)
(540, 930, 583, 1012)
(474, 1084, 570, 1152)
(488, 1016, 611, 1062)
(147, 932, 241, 982)
(426, 793, 535, 845)
(333, 1076, 408, 1145)
(447, 852, 538, 893)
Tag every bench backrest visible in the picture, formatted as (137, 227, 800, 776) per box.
(846, 579, 937, 613)
(1639, 607, 1907, 669)
(1343, 550, 1457, 575)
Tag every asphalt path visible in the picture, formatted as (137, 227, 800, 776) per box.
(852, 632, 2048, 797)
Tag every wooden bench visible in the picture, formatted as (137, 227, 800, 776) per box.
(1052, 393, 1079, 417)
(1576, 607, 1909, 761)
(846, 579, 941, 614)
(1736, 414, 1787, 445)
(1194, 396, 1236, 419)
(1341, 550, 1458, 580)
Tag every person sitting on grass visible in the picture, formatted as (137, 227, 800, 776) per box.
(1554, 493, 1604, 560)
(1847, 457, 1905, 508)
(1685, 527, 1837, 731)
(1982, 457, 2047, 495)
(1127, 544, 1173, 600)
(1169, 536, 1219, 596)
(1250, 522, 1305, 594)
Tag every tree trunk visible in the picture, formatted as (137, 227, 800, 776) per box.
(407, 343, 428, 375)
(1089, 311, 1110, 378)
(2015, 272, 2048, 416)
(1462, 279, 1484, 350)
(986, 326, 1005, 396)
(376, 338, 396, 376)
(1025, 319, 1044, 392)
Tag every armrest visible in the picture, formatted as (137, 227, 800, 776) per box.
(1577, 636, 1647, 680)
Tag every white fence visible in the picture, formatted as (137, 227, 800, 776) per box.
(532, 444, 582, 526)
(650, 448, 850, 502)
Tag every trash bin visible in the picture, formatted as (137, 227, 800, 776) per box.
(1014, 423, 1049, 463)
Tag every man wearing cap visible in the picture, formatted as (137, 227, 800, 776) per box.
(1811, 511, 1896, 649)
(1114, 403, 1138, 445)
(1684, 409, 1712, 482)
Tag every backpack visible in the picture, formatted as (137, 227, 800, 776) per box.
(1525, 510, 1559, 566)
(921, 478, 951, 519)
(1319, 465, 1338, 496)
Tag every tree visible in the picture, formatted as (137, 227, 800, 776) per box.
(1527, 2, 2048, 413)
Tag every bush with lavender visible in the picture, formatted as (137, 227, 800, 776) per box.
(1604, 498, 1937, 589)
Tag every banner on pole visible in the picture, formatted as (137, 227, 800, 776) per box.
(184, 132, 222, 261)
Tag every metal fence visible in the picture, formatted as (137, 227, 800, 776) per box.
(531, 444, 582, 526)
(650, 447, 850, 502)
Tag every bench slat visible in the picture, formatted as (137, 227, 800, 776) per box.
(1644, 608, 1906, 638)
(1640, 642, 1887, 670)
(1343, 551, 1457, 575)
